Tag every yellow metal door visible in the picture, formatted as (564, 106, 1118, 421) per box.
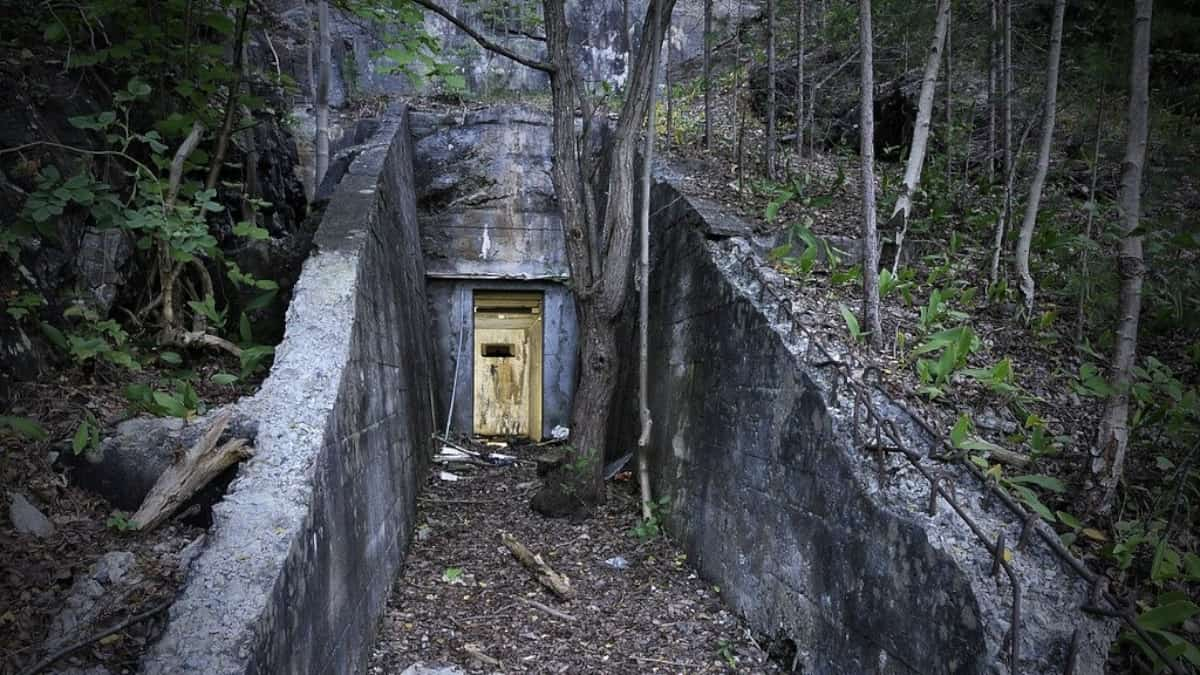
(473, 327, 530, 436)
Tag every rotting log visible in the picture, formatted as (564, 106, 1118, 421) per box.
(501, 532, 574, 600)
(131, 411, 253, 531)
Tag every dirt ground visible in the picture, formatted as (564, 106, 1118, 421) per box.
(369, 439, 786, 675)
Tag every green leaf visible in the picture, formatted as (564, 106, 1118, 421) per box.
(1056, 511, 1083, 530)
(152, 391, 190, 418)
(0, 416, 48, 441)
(950, 413, 971, 447)
(40, 322, 68, 351)
(72, 420, 90, 454)
(211, 373, 239, 385)
(1137, 600, 1200, 631)
(839, 304, 861, 340)
(1007, 474, 1067, 493)
(159, 351, 183, 365)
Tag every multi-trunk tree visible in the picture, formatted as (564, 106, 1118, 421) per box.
(412, 0, 676, 512)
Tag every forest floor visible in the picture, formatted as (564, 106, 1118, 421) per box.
(369, 438, 784, 675)
(0, 354, 253, 675)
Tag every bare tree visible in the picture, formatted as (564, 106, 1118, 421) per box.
(858, 0, 882, 349)
(1093, 0, 1153, 513)
(665, 28, 673, 153)
(314, 0, 332, 187)
(794, 0, 805, 157)
(703, 0, 712, 150)
(637, 0, 664, 521)
(1013, 0, 1066, 317)
(989, 0, 1013, 286)
(987, 0, 997, 184)
(765, 0, 777, 178)
(1075, 97, 1104, 344)
(944, 5, 952, 186)
(889, 0, 950, 272)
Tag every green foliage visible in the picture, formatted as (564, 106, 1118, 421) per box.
(632, 495, 670, 541)
(839, 304, 864, 343)
(961, 357, 1021, 398)
(768, 218, 841, 281)
(3, 292, 45, 321)
(124, 380, 203, 419)
(105, 510, 136, 532)
(0, 416, 48, 441)
(72, 411, 101, 455)
(912, 326, 979, 398)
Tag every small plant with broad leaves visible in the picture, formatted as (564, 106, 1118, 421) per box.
(632, 495, 671, 541)
(911, 326, 979, 398)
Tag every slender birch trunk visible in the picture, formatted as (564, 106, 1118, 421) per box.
(665, 34, 673, 153)
(795, 0, 805, 157)
(889, 0, 950, 272)
(314, 0, 331, 187)
(987, 0, 997, 184)
(1094, 0, 1153, 513)
(703, 0, 712, 150)
(766, 0, 777, 178)
(859, 0, 882, 349)
(989, 0, 1013, 285)
(637, 0, 664, 522)
(944, 6, 952, 186)
(1075, 98, 1104, 344)
(1014, 0, 1066, 317)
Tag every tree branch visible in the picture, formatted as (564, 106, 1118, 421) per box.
(408, 0, 555, 73)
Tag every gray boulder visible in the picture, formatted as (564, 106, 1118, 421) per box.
(8, 492, 55, 538)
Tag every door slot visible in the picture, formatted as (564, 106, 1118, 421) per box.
(482, 343, 514, 358)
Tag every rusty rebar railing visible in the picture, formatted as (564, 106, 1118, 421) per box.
(729, 250, 1184, 674)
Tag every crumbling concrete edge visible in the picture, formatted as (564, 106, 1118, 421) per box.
(646, 171, 1119, 674)
(142, 103, 436, 674)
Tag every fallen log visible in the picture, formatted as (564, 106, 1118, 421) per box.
(131, 411, 253, 531)
(500, 532, 574, 600)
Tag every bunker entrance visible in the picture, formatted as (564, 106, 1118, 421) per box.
(472, 291, 543, 439)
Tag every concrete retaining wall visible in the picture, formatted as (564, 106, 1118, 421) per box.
(637, 174, 1115, 674)
(142, 105, 436, 675)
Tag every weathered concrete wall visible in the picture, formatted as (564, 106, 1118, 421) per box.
(635, 173, 1115, 674)
(411, 106, 567, 281)
(427, 279, 577, 438)
(142, 105, 436, 675)
(412, 105, 577, 438)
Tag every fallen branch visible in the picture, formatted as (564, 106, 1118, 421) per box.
(462, 643, 501, 667)
(19, 600, 172, 675)
(500, 532, 574, 600)
(131, 411, 254, 531)
(516, 596, 576, 622)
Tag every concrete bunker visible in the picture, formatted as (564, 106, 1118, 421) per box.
(413, 107, 578, 441)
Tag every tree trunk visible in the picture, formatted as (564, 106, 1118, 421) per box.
(889, 0, 949, 272)
(987, 0, 997, 184)
(541, 0, 676, 511)
(411, 0, 675, 514)
(637, 0, 663, 521)
(944, 7, 952, 186)
(703, 0, 712, 150)
(1013, 0, 1066, 317)
(1093, 0, 1152, 513)
(314, 0, 332, 187)
(1075, 98, 1104, 344)
(766, 0, 777, 178)
(989, 0, 1013, 286)
(858, 0, 882, 349)
(665, 33, 673, 153)
(795, 0, 805, 157)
